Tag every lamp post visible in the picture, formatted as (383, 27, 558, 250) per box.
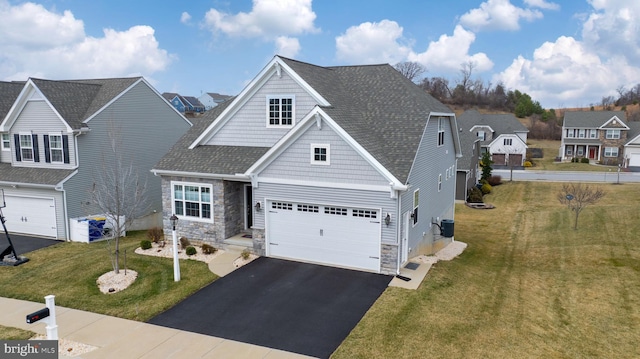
(170, 214, 180, 282)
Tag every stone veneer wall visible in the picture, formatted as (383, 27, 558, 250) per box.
(380, 244, 398, 275)
(252, 228, 265, 255)
(599, 130, 627, 165)
(223, 181, 244, 238)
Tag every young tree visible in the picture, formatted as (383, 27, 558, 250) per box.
(88, 121, 149, 274)
(557, 183, 605, 230)
(480, 151, 493, 183)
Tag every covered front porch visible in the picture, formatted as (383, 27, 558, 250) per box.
(562, 142, 601, 161)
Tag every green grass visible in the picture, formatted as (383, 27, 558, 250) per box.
(0, 231, 216, 322)
(0, 325, 35, 340)
(333, 182, 640, 358)
(528, 139, 617, 172)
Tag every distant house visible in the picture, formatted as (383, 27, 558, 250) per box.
(199, 92, 232, 110)
(162, 93, 205, 113)
(559, 111, 632, 166)
(623, 122, 640, 171)
(456, 110, 528, 200)
(0, 78, 191, 240)
(152, 55, 462, 275)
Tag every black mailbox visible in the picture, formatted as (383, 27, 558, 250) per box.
(26, 307, 50, 324)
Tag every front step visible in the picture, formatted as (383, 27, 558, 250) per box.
(223, 237, 253, 252)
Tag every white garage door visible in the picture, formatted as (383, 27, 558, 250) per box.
(629, 154, 640, 167)
(266, 200, 381, 272)
(2, 195, 57, 238)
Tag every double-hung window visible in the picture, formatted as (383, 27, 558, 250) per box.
(412, 189, 419, 226)
(48, 134, 63, 163)
(1, 133, 9, 151)
(19, 134, 34, 161)
(504, 138, 512, 146)
(437, 118, 445, 146)
(173, 182, 212, 221)
(604, 147, 619, 157)
(267, 96, 294, 127)
(605, 129, 620, 139)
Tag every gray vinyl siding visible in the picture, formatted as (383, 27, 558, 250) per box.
(0, 185, 65, 239)
(207, 70, 318, 147)
(64, 81, 191, 223)
(401, 115, 457, 256)
(9, 101, 76, 168)
(253, 182, 397, 244)
(0, 143, 9, 163)
(259, 120, 389, 186)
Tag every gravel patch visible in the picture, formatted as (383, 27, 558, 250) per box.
(31, 335, 97, 357)
(134, 242, 225, 264)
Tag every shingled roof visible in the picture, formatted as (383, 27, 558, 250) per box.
(0, 81, 25, 119)
(0, 163, 75, 187)
(30, 77, 141, 129)
(563, 110, 626, 128)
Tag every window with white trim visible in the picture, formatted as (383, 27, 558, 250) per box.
(412, 189, 419, 225)
(589, 129, 597, 138)
(267, 96, 294, 127)
(606, 129, 620, 139)
(19, 134, 34, 161)
(566, 129, 574, 138)
(504, 138, 512, 146)
(477, 130, 485, 141)
(310, 144, 330, 165)
(438, 118, 445, 146)
(1, 133, 9, 151)
(172, 182, 212, 221)
(566, 147, 573, 155)
(578, 129, 586, 138)
(604, 147, 619, 157)
(577, 147, 584, 156)
(48, 134, 63, 163)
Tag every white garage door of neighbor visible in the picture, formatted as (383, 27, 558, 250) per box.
(629, 154, 640, 167)
(3, 196, 57, 238)
(266, 200, 381, 272)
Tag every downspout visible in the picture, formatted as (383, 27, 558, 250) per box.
(59, 186, 69, 241)
(395, 189, 402, 275)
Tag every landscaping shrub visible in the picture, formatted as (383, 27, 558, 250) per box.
(581, 157, 590, 163)
(468, 187, 483, 203)
(481, 183, 492, 195)
(241, 248, 251, 260)
(146, 227, 163, 243)
(179, 236, 190, 250)
(201, 243, 217, 255)
(140, 240, 152, 250)
(487, 175, 502, 186)
(185, 246, 197, 256)
(524, 160, 533, 167)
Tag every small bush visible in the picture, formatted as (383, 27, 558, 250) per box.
(481, 183, 492, 195)
(147, 227, 163, 243)
(468, 187, 483, 203)
(140, 240, 152, 250)
(185, 246, 197, 256)
(524, 160, 533, 167)
(241, 248, 251, 260)
(201, 243, 217, 255)
(179, 236, 191, 250)
(487, 175, 502, 186)
(581, 157, 590, 163)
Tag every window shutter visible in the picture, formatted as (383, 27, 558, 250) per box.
(32, 134, 40, 162)
(62, 135, 70, 164)
(14, 134, 21, 161)
(44, 135, 51, 163)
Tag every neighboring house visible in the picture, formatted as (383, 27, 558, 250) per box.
(456, 110, 528, 196)
(455, 117, 481, 201)
(162, 93, 206, 113)
(198, 92, 232, 111)
(623, 122, 640, 171)
(152, 55, 462, 275)
(0, 78, 192, 240)
(559, 111, 628, 166)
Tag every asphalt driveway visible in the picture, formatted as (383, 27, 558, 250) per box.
(148, 257, 392, 358)
(0, 233, 59, 257)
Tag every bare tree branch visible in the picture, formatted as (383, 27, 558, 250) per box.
(557, 183, 605, 230)
(394, 61, 427, 82)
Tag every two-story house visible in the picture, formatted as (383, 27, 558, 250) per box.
(0, 78, 191, 240)
(455, 110, 528, 199)
(162, 93, 205, 114)
(560, 111, 629, 165)
(152, 56, 462, 275)
(198, 92, 232, 111)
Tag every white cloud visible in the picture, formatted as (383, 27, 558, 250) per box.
(0, 1, 173, 81)
(582, 1, 640, 62)
(408, 25, 494, 74)
(180, 12, 192, 24)
(275, 36, 300, 58)
(459, 0, 543, 31)
(203, 0, 318, 39)
(524, 0, 560, 10)
(335, 20, 411, 64)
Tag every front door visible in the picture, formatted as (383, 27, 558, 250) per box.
(244, 185, 253, 230)
(589, 147, 596, 159)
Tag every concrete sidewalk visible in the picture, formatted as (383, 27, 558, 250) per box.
(0, 296, 313, 358)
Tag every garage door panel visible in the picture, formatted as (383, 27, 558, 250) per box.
(629, 154, 640, 167)
(3, 196, 57, 238)
(267, 201, 381, 272)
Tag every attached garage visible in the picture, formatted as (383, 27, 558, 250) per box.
(492, 153, 506, 166)
(2, 195, 57, 238)
(509, 154, 523, 166)
(629, 153, 640, 168)
(266, 200, 381, 272)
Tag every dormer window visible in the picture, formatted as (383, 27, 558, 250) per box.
(267, 96, 294, 127)
(477, 130, 485, 141)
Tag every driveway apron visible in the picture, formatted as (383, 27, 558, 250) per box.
(148, 257, 391, 358)
(0, 233, 60, 256)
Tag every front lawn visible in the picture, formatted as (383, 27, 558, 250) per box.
(0, 232, 217, 322)
(334, 182, 640, 358)
(528, 140, 617, 172)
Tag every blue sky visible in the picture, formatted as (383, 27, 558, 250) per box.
(1, 0, 639, 109)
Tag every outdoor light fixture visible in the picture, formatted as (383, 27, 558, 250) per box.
(385, 213, 391, 226)
(255, 201, 262, 211)
(170, 214, 180, 282)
